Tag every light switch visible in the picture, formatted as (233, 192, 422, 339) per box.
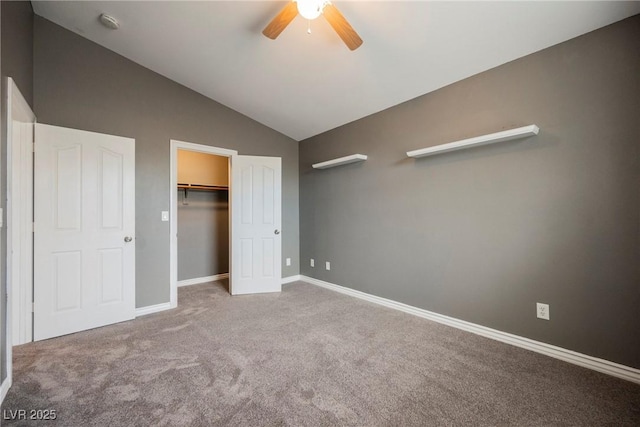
(161, 211, 169, 221)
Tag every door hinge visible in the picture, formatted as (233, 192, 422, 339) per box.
(32, 142, 35, 153)
(32, 302, 35, 313)
(33, 222, 35, 233)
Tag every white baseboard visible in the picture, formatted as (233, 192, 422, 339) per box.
(135, 302, 172, 317)
(0, 378, 11, 405)
(178, 273, 229, 288)
(180, 274, 299, 288)
(282, 275, 302, 284)
(300, 275, 640, 385)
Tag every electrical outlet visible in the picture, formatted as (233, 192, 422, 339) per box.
(326, 261, 331, 270)
(310, 259, 315, 267)
(161, 211, 169, 221)
(537, 303, 550, 320)
(286, 258, 291, 266)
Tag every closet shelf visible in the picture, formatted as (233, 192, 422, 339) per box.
(178, 183, 228, 191)
(406, 125, 540, 158)
(312, 154, 368, 169)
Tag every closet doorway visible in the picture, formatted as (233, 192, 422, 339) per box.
(169, 140, 283, 307)
(169, 141, 237, 308)
(177, 150, 229, 288)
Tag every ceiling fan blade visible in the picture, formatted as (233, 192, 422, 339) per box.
(322, 3, 363, 51)
(262, 1, 299, 40)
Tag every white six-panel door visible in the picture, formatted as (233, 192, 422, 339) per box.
(34, 124, 135, 341)
(231, 156, 282, 295)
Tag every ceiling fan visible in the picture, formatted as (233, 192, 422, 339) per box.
(262, 0, 363, 51)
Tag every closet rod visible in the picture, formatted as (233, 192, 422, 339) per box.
(178, 183, 228, 192)
(178, 183, 228, 204)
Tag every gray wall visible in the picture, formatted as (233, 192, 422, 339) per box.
(177, 189, 229, 280)
(34, 16, 300, 308)
(299, 16, 640, 369)
(0, 0, 33, 390)
(1, 1, 33, 105)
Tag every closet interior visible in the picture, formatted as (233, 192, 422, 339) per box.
(177, 150, 229, 285)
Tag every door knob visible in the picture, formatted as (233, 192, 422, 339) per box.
(124, 236, 133, 242)
(274, 229, 280, 235)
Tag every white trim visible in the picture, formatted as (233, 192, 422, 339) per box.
(135, 302, 172, 317)
(300, 275, 640, 385)
(282, 275, 302, 284)
(178, 273, 229, 287)
(171, 140, 238, 157)
(3, 77, 36, 403)
(0, 378, 11, 405)
(7, 77, 36, 346)
(170, 140, 237, 308)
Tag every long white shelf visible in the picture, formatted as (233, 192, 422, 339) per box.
(312, 154, 368, 169)
(407, 125, 540, 158)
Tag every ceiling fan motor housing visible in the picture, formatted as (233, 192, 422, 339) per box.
(296, 0, 327, 20)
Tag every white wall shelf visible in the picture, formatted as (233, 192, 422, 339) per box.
(407, 125, 540, 159)
(312, 154, 368, 169)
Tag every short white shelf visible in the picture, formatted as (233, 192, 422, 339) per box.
(407, 125, 540, 158)
(312, 154, 368, 169)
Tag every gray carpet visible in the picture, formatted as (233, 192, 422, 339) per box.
(2, 281, 639, 426)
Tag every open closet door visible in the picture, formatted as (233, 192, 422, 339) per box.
(33, 124, 136, 341)
(230, 156, 282, 295)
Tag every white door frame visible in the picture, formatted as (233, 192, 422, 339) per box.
(6, 78, 36, 347)
(3, 77, 36, 402)
(169, 140, 237, 308)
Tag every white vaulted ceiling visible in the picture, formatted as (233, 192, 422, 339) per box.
(32, 1, 640, 141)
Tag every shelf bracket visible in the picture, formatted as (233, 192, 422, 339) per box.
(182, 187, 189, 205)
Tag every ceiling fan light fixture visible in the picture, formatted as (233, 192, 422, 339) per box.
(296, 0, 326, 20)
(262, 1, 362, 51)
